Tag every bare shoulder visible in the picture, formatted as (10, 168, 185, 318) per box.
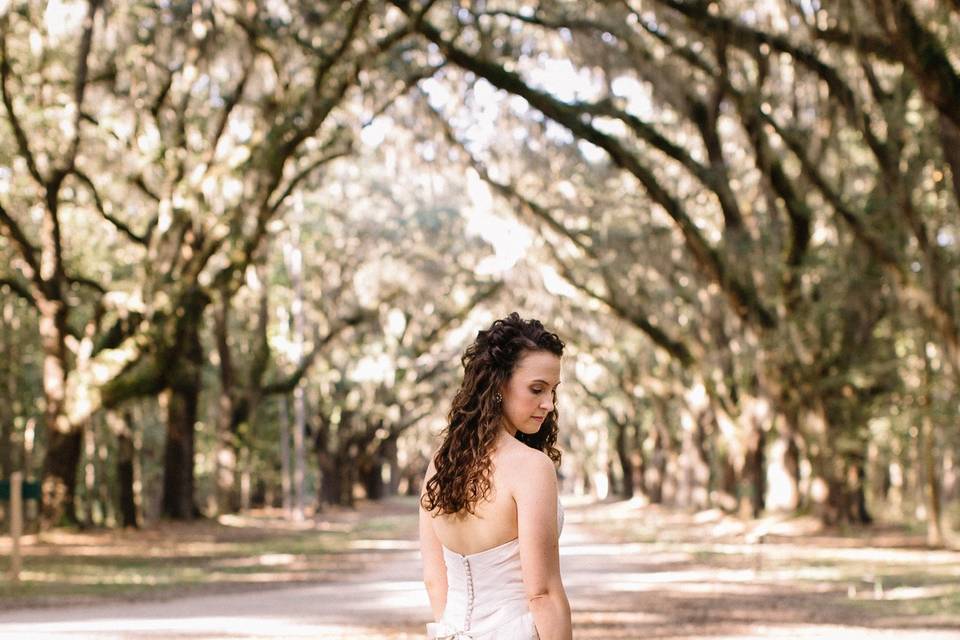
(497, 439, 550, 467)
(501, 445, 557, 499)
(420, 453, 438, 503)
(424, 452, 437, 478)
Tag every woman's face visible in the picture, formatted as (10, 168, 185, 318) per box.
(500, 350, 562, 436)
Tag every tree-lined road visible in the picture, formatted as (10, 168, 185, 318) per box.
(2, 502, 957, 639)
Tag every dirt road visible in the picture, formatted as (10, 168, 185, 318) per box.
(0, 550, 430, 639)
(1, 499, 957, 639)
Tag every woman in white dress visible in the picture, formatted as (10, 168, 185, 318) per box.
(419, 312, 572, 640)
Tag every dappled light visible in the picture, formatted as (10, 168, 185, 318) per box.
(2, 0, 960, 637)
(4, 498, 959, 638)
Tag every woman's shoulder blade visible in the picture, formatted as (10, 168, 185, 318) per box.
(501, 446, 556, 500)
(517, 445, 555, 471)
(497, 441, 549, 471)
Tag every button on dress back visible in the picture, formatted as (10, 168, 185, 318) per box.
(426, 500, 564, 640)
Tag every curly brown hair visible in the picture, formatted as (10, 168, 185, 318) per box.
(421, 312, 565, 516)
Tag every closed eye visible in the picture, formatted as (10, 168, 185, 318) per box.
(531, 383, 560, 395)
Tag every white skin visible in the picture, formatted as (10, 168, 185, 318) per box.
(420, 349, 572, 639)
(497, 349, 562, 443)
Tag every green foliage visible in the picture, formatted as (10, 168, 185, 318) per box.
(1, 0, 957, 532)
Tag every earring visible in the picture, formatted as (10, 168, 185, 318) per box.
(495, 392, 502, 404)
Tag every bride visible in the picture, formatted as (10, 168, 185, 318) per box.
(419, 312, 572, 639)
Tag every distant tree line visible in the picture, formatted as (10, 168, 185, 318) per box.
(1, 1, 956, 545)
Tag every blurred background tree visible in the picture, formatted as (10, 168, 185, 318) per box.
(1, 0, 957, 547)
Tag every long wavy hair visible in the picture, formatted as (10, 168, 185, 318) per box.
(421, 312, 565, 516)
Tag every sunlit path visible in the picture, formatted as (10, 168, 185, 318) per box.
(559, 499, 960, 639)
(2, 499, 958, 639)
(0, 547, 431, 639)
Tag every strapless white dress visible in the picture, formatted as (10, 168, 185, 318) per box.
(426, 500, 564, 640)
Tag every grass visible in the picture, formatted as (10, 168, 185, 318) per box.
(565, 498, 960, 623)
(0, 496, 420, 608)
(3, 495, 959, 632)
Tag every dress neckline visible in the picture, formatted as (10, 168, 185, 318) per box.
(439, 499, 563, 559)
(442, 536, 519, 559)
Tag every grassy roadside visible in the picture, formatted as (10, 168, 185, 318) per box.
(0, 496, 420, 609)
(564, 497, 960, 627)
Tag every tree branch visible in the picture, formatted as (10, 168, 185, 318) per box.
(57, 0, 104, 178)
(132, 175, 162, 203)
(873, 0, 960, 132)
(806, 26, 897, 60)
(214, 285, 235, 394)
(267, 138, 353, 214)
(0, 203, 42, 285)
(72, 170, 148, 245)
(203, 54, 254, 167)
(549, 236, 696, 367)
(67, 275, 107, 295)
(648, 0, 889, 164)
(312, 0, 369, 91)
(427, 101, 697, 365)
(0, 22, 44, 185)
(579, 380, 628, 428)
(478, 9, 617, 34)
(0, 276, 37, 309)
(263, 310, 373, 395)
(393, 0, 776, 331)
(758, 108, 899, 268)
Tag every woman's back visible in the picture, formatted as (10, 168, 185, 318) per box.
(419, 313, 572, 639)
(429, 437, 529, 556)
(425, 441, 564, 640)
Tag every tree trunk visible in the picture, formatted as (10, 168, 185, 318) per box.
(0, 411, 12, 479)
(117, 415, 138, 528)
(851, 457, 871, 525)
(81, 424, 97, 526)
(362, 453, 385, 500)
(40, 428, 83, 527)
(331, 449, 357, 507)
(813, 447, 872, 526)
(385, 436, 401, 496)
(743, 421, 766, 518)
(920, 333, 945, 546)
(920, 413, 944, 546)
(317, 459, 341, 506)
(106, 410, 138, 528)
(214, 393, 241, 515)
(252, 473, 267, 508)
(292, 383, 307, 518)
(97, 418, 113, 525)
(692, 406, 711, 509)
(942, 447, 956, 505)
(286, 221, 308, 520)
(39, 297, 80, 528)
(718, 453, 738, 512)
(631, 421, 648, 498)
(765, 408, 801, 512)
(802, 404, 870, 525)
(314, 417, 339, 509)
(240, 447, 252, 511)
(648, 426, 666, 504)
(811, 452, 842, 525)
(615, 421, 634, 499)
(161, 382, 198, 519)
(402, 454, 427, 497)
(0, 297, 16, 479)
(280, 396, 293, 517)
(362, 434, 400, 499)
(160, 286, 206, 520)
(212, 286, 255, 517)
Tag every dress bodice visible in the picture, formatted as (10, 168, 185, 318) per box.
(426, 500, 564, 640)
